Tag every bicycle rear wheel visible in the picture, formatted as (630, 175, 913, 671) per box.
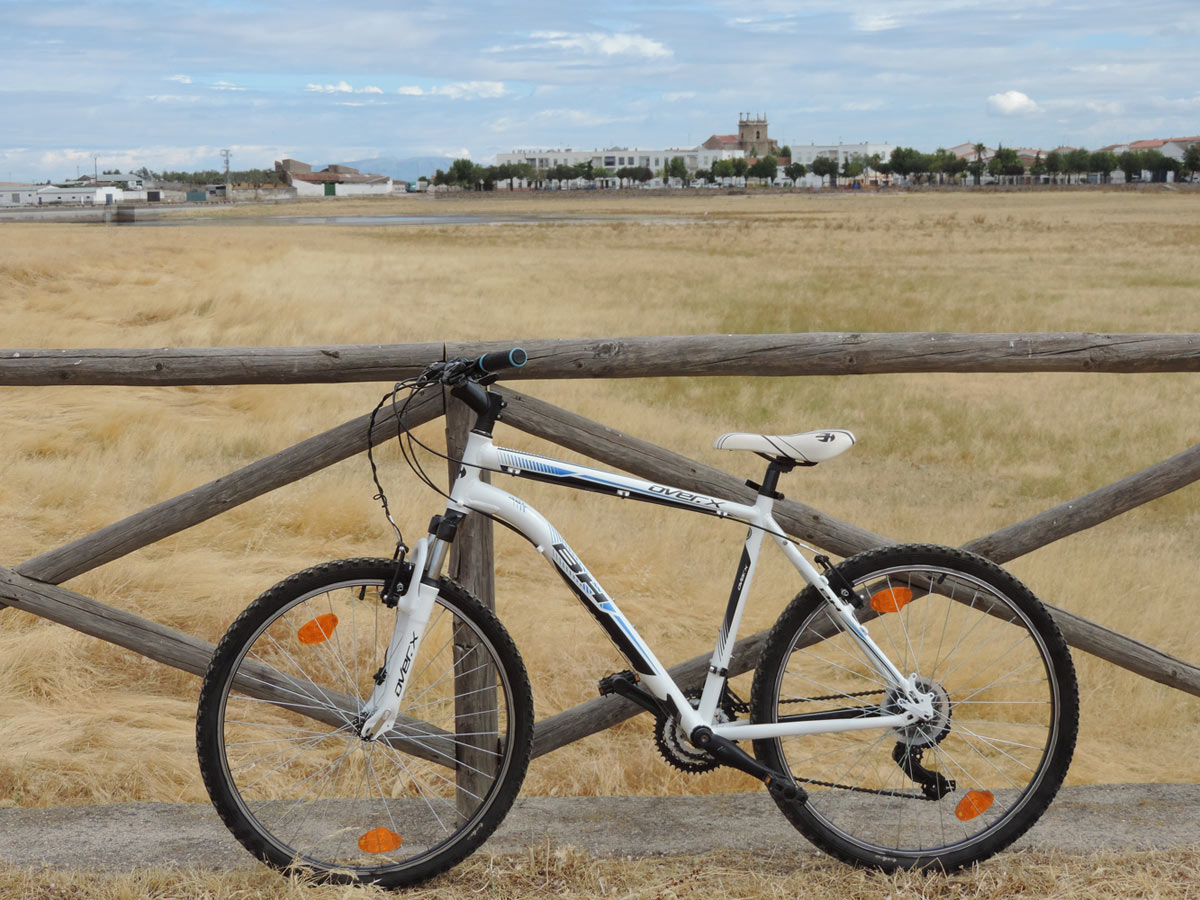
(196, 558, 533, 888)
(751, 544, 1077, 871)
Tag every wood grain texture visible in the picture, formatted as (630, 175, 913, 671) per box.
(2, 333, 1198, 385)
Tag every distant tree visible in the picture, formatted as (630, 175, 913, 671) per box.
(547, 163, 582, 182)
(616, 165, 653, 183)
(1118, 150, 1143, 182)
(445, 158, 486, 188)
(968, 142, 987, 185)
(1064, 147, 1091, 184)
(666, 156, 689, 181)
(1029, 152, 1046, 181)
(1043, 150, 1063, 185)
(1182, 144, 1200, 182)
(712, 159, 736, 179)
(1141, 149, 1178, 182)
(784, 162, 807, 182)
(591, 166, 611, 180)
(730, 157, 749, 177)
(887, 146, 923, 182)
(911, 153, 936, 184)
(839, 155, 863, 182)
(749, 154, 778, 182)
(1089, 150, 1118, 184)
(931, 147, 966, 184)
(778, 145, 792, 161)
(987, 146, 1023, 183)
(694, 168, 712, 183)
(809, 155, 839, 187)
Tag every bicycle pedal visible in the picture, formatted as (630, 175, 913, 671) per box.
(767, 775, 808, 808)
(598, 670, 639, 696)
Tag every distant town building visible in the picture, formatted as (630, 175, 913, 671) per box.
(790, 141, 896, 170)
(702, 113, 783, 157)
(495, 146, 744, 174)
(274, 159, 392, 197)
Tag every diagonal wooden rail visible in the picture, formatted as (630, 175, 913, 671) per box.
(2, 333, 1199, 769)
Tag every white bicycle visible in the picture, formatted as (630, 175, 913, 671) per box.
(196, 349, 1078, 887)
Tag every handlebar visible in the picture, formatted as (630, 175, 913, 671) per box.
(475, 348, 527, 376)
(416, 348, 527, 387)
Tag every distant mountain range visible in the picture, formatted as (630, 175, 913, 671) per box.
(341, 156, 458, 182)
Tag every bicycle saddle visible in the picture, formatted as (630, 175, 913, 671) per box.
(713, 429, 856, 464)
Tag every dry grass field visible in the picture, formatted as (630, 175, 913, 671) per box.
(1, 189, 1198, 823)
(4, 845, 1200, 900)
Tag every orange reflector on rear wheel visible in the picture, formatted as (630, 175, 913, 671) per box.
(358, 826, 402, 854)
(297, 613, 339, 645)
(869, 587, 913, 614)
(956, 790, 994, 821)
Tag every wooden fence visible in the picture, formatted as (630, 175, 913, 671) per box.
(1, 333, 1199, 770)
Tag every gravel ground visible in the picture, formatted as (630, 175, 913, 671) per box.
(0, 784, 1196, 872)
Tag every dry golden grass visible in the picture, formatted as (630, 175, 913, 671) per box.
(0, 190, 1198, 810)
(3, 845, 1200, 900)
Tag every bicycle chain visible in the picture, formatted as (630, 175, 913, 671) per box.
(731, 688, 936, 802)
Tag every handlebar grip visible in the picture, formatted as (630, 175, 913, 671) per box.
(475, 348, 527, 375)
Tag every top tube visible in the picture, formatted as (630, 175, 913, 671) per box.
(474, 442, 765, 524)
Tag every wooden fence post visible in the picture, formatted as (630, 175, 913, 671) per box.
(445, 396, 500, 820)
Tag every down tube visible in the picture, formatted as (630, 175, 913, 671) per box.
(461, 480, 686, 699)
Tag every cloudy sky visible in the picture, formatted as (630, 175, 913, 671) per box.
(2, 0, 1198, 181)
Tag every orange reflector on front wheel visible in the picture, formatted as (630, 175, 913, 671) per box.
(297, 613, 339, 645)
(358, 826, 402, 853)
(869, 587, 913, 614)
(955, 790, 994, 821)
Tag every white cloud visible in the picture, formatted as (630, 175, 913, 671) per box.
(306, 81, 385, 95)
(211, 81, 245, 92)
(501, 31, 671, 60)
(988, 90, 1042, 115)
(432, 81, 507, 99)
(397, 81, 507, 100)
(853, 11, 899, 31)
(146, 94, 204, 104)
(307, 81, 354, 93)
(166, 74, 192, 84)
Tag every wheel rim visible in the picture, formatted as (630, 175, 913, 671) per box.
(767, 563, 1063, 859)
(215, 577, 517, 876)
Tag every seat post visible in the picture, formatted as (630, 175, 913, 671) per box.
(756, 457, 796, 499)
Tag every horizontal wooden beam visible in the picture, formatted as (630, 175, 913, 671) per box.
(2, 333, 1199, 385)
(15, 388, 443, 585)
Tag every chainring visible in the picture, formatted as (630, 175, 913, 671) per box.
(653, 689, 736, 774)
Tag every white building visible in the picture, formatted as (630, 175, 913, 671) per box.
(0, 184, 44, 206)
(35, 185, 124, 205)
(290, 178, 392, 197)
(496, 146, 744, 174)
(790, 141, 896, 170)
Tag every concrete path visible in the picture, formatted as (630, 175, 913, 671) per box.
(0, 784, 1196, 873)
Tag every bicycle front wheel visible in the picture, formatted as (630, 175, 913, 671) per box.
(196, 558, 533, 888)
(751, 544, 1077, 871)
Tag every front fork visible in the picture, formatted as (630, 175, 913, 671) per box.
(359, 535, 446, 740)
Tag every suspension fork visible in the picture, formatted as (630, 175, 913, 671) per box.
(358, 532, 449, 740)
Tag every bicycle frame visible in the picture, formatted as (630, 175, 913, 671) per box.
(362, 428, 931, 744)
